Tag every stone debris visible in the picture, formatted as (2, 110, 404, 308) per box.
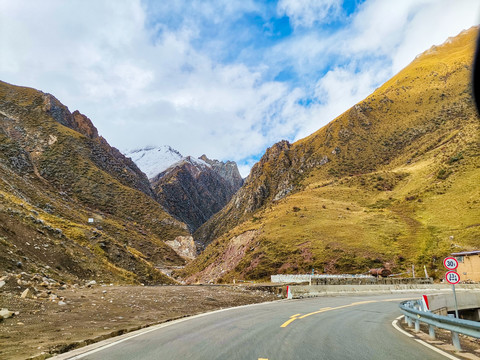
(20, 288, 30, 299)
(86, 280, 97, 287)
(0, 308, 15, 319)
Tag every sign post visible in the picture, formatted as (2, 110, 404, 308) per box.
(444, 257, 460, 318)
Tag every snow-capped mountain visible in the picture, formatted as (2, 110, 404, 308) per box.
(125, 145, 244, 232)
(124, 145, 184, 179)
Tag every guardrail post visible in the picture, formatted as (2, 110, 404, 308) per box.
(452, 331, 461, 350)
(414, 319, 420, 333)
(406, 315, 412, 328)
(428, 325, 436, 340)
(447, 314, 462, 350)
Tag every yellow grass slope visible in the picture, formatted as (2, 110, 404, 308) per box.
(184, 27, 480, 283)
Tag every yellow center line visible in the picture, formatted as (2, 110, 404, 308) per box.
(299, 307, 333, 319)
(280, 313, 304, 327)
(258, 358, 269, 360)
(280, 316, 299, 328)
(349, 300, 378, 306)
(281, 298, 406, 328)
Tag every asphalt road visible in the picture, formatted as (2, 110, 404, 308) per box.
(70, 293, 445, 360)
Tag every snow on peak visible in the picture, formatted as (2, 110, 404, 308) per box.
(124, 145, 184, 179)
(185, 156, 211, 169)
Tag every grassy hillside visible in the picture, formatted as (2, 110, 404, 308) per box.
(183, 27, 480, 283)
(0, 81, 190, 285)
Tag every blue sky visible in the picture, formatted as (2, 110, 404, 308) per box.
(1, 0, 479, 176)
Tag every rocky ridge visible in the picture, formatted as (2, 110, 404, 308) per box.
(151, 155, 243, 233)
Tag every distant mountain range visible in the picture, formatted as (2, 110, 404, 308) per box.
(126, 146, 244, 233)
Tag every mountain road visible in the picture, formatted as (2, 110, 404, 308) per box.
(59, 293, 447, 360)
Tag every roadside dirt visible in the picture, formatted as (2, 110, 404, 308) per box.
(0, 283, 279, 360)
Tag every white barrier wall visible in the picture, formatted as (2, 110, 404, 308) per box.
(271, 274, 373, 283)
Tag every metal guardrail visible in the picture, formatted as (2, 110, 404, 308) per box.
(399, 299, 480, 350)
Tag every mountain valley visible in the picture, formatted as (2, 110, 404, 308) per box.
(0, 28, 479, 289)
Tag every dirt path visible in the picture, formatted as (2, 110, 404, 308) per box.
(0, 284, 279, 360)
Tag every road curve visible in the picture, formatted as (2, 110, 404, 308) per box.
(63, 293, 445, 360)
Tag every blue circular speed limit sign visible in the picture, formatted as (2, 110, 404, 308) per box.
(445, 270, 460, 285)
(443, 257, 458, 270)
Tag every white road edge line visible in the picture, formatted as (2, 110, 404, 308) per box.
(52, 299, 284, 360)
(391, 316, 414, 338)
(392, 316, 460, 360)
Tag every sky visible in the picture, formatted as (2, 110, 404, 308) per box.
(1, 0, 479, 177)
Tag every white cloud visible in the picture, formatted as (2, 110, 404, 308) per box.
(277, 0, 343, 27)
(0, 0, 479, 179)
(390, 0, 480, 73)
(0, 0, 299, 170)
(289, 62, 389, 141)
(343, 0, 480, 73)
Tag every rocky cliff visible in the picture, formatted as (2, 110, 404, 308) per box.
(199, 155, 244, 191)
(0, 80, 190, 285)
(151, 156, 243, 233)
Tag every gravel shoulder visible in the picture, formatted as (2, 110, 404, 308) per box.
(0, 283, 279, 360)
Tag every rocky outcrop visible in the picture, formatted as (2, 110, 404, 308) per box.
(199, 155, 243, 191)
(151, 156, 243, 232)
(41, 93, 154, 198)
(165, 236, 197, 260)
(185, 230, 258, 284)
